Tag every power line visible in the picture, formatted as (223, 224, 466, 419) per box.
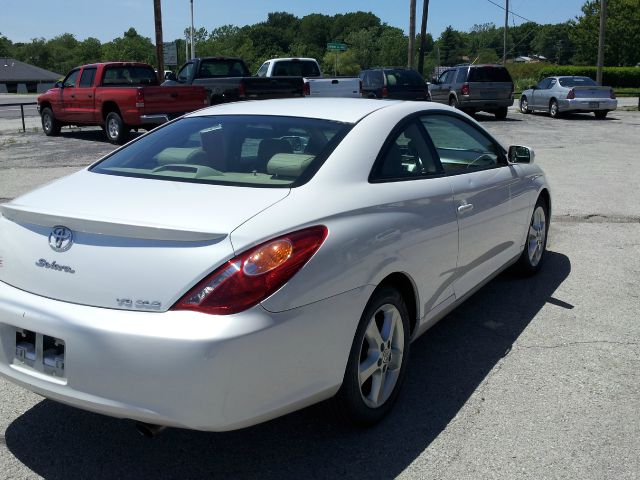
(483, 0, 537, 24)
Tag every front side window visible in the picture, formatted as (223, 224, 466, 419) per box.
(91, 115, 352, 188)
(256, 62, 269, 77)
(421, 114, 503, 172)
(63, 70, 80, 88)
(371, 121, 439, 181)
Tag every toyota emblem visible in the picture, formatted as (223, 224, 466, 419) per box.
(49, 226, 74, 252)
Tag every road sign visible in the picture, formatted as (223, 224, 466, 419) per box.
(163, 42, 178, 65)
(327, 42, 348, 52)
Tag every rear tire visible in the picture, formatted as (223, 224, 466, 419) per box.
(549, 99, 561, 118)
(331, 286, 410, 426)
(41, 107, 61, 136)
(449, 96, 459, 109)
(594, 110, 608, 120)
(494, 107, 508, 120)
(105, 111, 129, 145)
(515, 196, 549, 276)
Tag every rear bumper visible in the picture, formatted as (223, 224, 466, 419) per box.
(559, 98, 617, 112)
(459, 98, 514, 110)
(0, 280, 372, 431)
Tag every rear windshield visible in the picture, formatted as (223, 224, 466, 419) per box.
(198, 59, 249, 78)
(91, 115, 352, 188)
(272, 60, 321, 77)
(467, 66, 512, 83)
(102, 66, 158, 86)
(559, 77, 597, 87)
(384, 69, 425, 86)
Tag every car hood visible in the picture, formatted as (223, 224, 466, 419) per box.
(0, 170, 290, 311)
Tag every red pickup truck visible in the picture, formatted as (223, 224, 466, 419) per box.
(38, 62, 208, 144)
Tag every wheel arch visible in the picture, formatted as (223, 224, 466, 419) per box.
(538, 187, 551, 218)
(375, 272, 419, 336)
(39, 101, 53, 113)
(102, 101, 121, 120)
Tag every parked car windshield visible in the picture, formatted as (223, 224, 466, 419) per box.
(102, 66, 158, 86)
(467, 66, 512, 83)
(384, 69, 424, 86)
(91, 115, 352, 188)
(271, 60, 321, 77)
(558, 77, 598, 87)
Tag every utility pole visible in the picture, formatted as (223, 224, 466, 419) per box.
(153, 0, 164, 83)
(503, 0, 509, 64)
(418, 0, 430, 76)
(596, 0, 607, 85)
(190, 0, 195, 59)
(408, 0, 416, 67)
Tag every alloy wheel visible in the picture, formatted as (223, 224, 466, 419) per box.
(358, 303, 405, 409)
(527, 205, 547, 267)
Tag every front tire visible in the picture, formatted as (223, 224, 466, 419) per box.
(41, 107, 61, 136)
(105, 111, 130, 145)
(331, 286, 410, 426)
(515, 197, 549, 276)
(520, 96, 532, 114)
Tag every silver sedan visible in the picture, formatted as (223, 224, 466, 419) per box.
(520, 76, 617, 119)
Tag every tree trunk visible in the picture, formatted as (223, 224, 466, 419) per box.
(408, 0, 416, 67)
(418, 0, 430, 75)
(154, 0, 164, 83)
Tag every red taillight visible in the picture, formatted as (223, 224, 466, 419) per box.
(610, 89, 616, 99)
(567, 89, 575, 99)
(238, 80, 246, 99)
(135, 88, 145, 108)
(304, 81, 310, 96)
(382, 86, 388, 98)
(461, 83, 470, 96)
(172, 226, 328, 315)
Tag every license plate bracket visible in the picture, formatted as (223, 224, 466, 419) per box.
(589, 102, 599, 109)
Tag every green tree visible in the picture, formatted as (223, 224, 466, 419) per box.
(437, 26, 467, 65)
(377, 26, 410, 67)
(102, 28, 155, 64)
(0, 33, 13, 57)
(572, 0, 640, 65)
(77, 37, 102, 64)
(509, 22, 541, 57)
(532, 23, 575, 65)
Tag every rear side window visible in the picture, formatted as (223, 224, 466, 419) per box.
(79, 68, 97, 87)
(198, 59, 249, 78)
(384, 69, 424, 87)
(102, 66, 158, 86)
(91, 115, 352, 188)
(371, 121, 439, 181)
(272, 61, 320, 77)
(468, 67, 512, 83)
(421, 114, 503, 172)
(559, 77, 597, 87)
(456, 68, 468, 83)
(256, 62, 269, 77)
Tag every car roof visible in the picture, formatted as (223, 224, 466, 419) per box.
(187, 98, 414, 123)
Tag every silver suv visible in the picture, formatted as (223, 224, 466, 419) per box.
(428, 64, 514, 119)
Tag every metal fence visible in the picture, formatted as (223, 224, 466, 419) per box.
(0, 102, 38, 132)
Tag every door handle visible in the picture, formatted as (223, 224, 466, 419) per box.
(457, 203, 474, 214)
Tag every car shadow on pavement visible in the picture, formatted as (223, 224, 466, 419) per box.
(472, 113, 522, 123)
(5, 251, 571, 480)
(56, 128, 143, 143)
(529, 112, 619, 121)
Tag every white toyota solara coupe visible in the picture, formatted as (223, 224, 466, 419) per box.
(0, 98, 550, 434)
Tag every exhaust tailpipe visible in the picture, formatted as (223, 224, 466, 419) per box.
(135, 422, 167, 438)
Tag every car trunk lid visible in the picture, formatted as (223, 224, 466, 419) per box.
(0, 170, 289, 311)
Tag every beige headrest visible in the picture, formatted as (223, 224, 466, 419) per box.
(267, 153, 315, 178)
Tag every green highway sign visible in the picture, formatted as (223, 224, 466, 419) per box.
(327, 42, 348, 52)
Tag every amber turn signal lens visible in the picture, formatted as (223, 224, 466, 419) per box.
(243, 240, 293, 276)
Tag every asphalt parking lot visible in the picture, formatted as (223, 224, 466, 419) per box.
(0, 100, 639, 479)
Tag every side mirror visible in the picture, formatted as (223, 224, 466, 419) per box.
(54, 81, 63, 88)
(529, 85, 537, 90)
(508, 145, 535, 164)
(165, 72, 177, 81)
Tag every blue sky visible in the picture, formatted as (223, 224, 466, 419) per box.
(2, 0, 588, 43)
